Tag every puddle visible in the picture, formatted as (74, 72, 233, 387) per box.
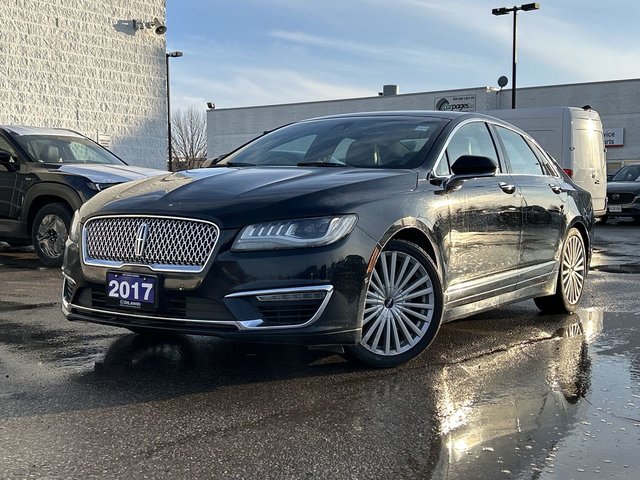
(429, 308, 640, 478)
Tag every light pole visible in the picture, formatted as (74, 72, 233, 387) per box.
(492, 3, 540, 109)
(165, 51, 183, 171)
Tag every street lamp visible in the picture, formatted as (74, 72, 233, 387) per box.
(492, 3, 540, 109)
(165, 51, 183, 171)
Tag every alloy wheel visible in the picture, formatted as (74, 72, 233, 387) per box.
(360, 250, 435, 356)
(561, 233, 586, 305)
(36, 213, 68, 260)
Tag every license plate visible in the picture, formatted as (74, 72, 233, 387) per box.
(106, 271, 157, 309)
(609, 205, 622, 213)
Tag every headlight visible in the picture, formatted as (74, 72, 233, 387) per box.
(232, 215, 357, 251)
(68, 210, 81, 243)
(87, 182, 119, 191)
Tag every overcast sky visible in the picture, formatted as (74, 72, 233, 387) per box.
(166, 0, 640, 112)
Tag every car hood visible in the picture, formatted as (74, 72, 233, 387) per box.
(48, 163, 166, 183)
(79, 167, 419, 228)
(607, 181, 640, 194)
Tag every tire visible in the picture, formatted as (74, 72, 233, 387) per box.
(346, 239, 443, 368)
(633, 217, 640, 225)
(598, 215, 608, 224)
(534, 227, 586, 314)
(31, 203, 72, 267)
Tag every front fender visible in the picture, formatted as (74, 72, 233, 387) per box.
(22, 182, 84, 222)
(367, 217, 445, 283)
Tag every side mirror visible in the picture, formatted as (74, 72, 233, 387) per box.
(443, 155, 497, 192)
(451, 155, 498, 176)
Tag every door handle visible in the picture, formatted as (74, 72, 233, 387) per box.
(498, 182, 516, 194)
(549, 184, 563, 194)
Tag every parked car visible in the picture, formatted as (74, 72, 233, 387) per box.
(62, 111, 593, 367)
(0, 125, 165, 266)
(603, 163, 640, 223)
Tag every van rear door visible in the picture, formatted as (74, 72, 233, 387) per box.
(571, 114, 607, 216)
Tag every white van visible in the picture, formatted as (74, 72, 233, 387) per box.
(484, 106, 607, 217)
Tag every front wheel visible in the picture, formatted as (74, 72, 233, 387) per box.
(534, 227, 586, 314)
(31, 203, 72, 267)
(346, 240, 443, 368)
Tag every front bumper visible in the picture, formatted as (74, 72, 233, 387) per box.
(62, 226, 376, 346)
(606, 195, 640, 218)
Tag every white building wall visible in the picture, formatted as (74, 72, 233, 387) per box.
(207, 79, 640, 172)
(0, 0, 167, 168)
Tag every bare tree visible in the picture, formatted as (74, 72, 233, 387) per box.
(171, 106, 207, 170)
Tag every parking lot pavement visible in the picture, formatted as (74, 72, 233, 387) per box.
(0, 246, 60, 308)
(1, 224, 639, 479)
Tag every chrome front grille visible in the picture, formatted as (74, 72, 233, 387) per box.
(83, 216, 219, 272)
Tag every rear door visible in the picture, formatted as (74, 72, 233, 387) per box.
(493, 125, 566, 289)
(572, 121, 607, 215)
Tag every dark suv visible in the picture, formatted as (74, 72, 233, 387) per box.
(0, 125, 164, 266)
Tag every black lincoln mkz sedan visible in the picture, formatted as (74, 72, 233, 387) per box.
(62, 112, 593, 367)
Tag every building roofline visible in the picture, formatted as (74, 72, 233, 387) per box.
(209, 77, 640, 113)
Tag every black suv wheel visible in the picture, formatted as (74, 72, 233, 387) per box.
(31, 203, 72, 267)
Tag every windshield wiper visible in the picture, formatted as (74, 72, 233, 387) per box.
(297, 161, 347, 167)
(218, 161, 256, 167)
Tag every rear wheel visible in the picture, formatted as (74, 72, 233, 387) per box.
(31, 203, 72, 267)
(347, 240, 443, 368)
(534, 227, 586, 314)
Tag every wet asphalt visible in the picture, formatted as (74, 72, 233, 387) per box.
(0, 220, 639, 479)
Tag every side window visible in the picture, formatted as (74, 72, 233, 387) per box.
(496, 126, 543, 175)
(529, 141, 559, 177)
(444, 122, 500, 172)
(0, 137, 18, 161)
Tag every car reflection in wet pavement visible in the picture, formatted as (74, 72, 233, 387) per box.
(1, 225, 640, 479)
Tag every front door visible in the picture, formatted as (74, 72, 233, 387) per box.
(438, 121, 522, 306)
(0, 136, 18, 227)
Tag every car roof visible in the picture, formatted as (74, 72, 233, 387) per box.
(298, 110, 529, 130)
(0, 125, 84, 138)
(300, 110, 468, 122)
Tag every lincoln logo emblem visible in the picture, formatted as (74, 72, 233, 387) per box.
(135, 223, 149, 257)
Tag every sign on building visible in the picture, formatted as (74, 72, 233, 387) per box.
(97, 132, 112, 149)
(435, 95, 476, 112)
(603, 128, 624, 147)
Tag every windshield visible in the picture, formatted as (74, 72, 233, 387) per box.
(14, 134, 125, 165)
(611, 165, 640, 182)
(218, 116, 447, 169)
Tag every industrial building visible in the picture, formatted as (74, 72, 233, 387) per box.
(207, 78, 640, 173)
(0, 0, 167, 168)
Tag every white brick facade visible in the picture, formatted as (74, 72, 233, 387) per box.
(0, 0, 167, 168)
